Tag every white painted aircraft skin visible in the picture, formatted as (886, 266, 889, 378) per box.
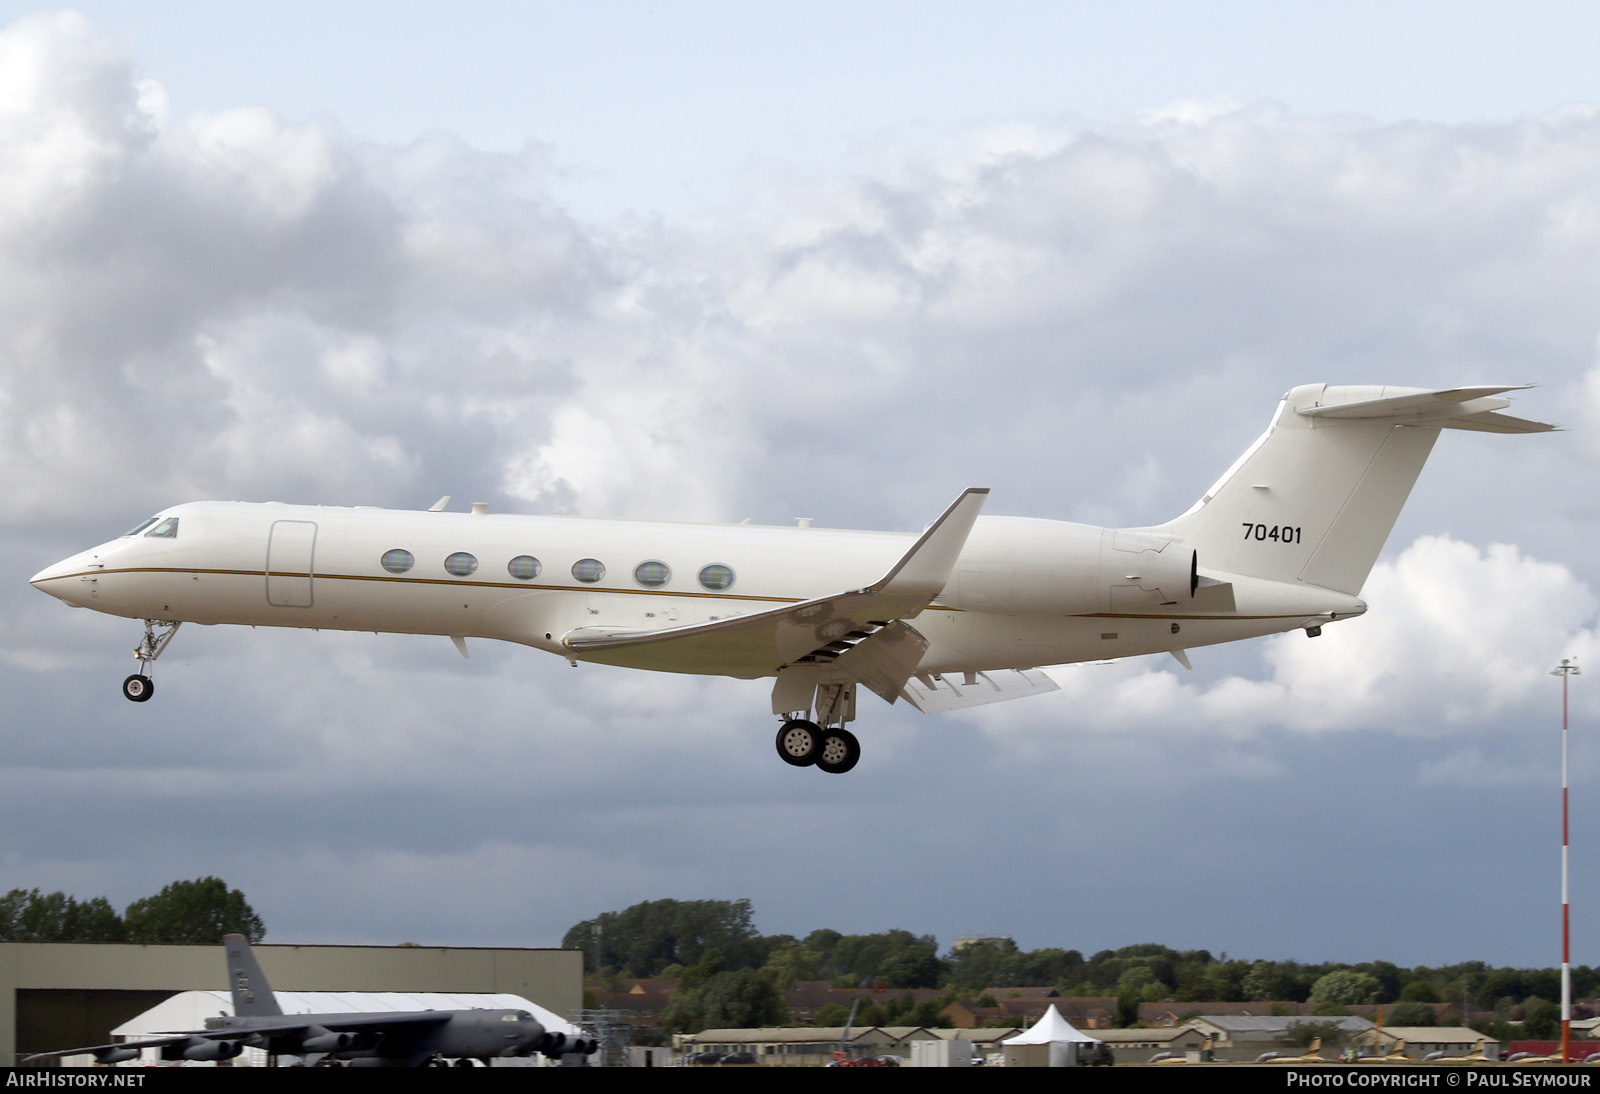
(29, 503, 1354, 671)
(29, 383, 1553, 773)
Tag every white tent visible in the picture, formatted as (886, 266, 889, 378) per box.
(1002, 1005, 1102, 1067)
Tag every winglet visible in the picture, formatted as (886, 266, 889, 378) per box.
(865, 488, 988, 600)
(225, 934, 282, 1017)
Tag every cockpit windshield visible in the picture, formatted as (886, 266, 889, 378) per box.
(123, 517, 159, 537)
(145, 518, 179, 539)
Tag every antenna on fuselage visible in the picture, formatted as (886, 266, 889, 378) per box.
(428, 496, 451, 512)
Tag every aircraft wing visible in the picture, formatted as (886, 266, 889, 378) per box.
(23, 1032, 259, 1066)
(563, 488, 989, 678)
(23, 1014, 456, 1066)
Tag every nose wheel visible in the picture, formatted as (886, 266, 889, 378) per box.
(122, 674, 154, 702)
(122, 619, 180, 702)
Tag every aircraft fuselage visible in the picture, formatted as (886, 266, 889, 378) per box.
(32, 499, 1360, 677)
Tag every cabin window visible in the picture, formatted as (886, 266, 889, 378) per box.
(634, 560, 671, 587)
(698, 563, 735, 591)
(444, 552, 479, 577)
(572, 558, 605, 583)
(145, 518, 180, 539)
(508, 555, 542, 580)
(123, 517, 159, 537)
(381, 549, 414, 574)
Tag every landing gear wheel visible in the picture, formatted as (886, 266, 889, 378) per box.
(776, 719, 822, 767)
(122, 674, 154, 703)
(815, 728, 861, 775)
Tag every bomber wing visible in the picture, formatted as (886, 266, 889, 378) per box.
(24, 1012, 504, 1067)
(22, 1031, 263, 1066)
(562, 488, 988, 678)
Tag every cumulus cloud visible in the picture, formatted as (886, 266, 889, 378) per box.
(3, 13, 1595, 956)
(964, 536, 1597, 762)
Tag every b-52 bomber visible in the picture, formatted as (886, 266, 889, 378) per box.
(23, 934, 591, 1067)
(30, 384, 1551, 774)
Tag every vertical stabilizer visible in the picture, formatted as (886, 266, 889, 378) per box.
(224, 933, 282, 1017)
(1144, 384, 1551, 595)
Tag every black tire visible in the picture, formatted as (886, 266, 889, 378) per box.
(122, 674, 154, 702)
(775, 719, 821, 766)
(815, 728, 860, 774)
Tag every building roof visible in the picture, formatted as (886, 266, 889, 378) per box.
(1198, 1015, 1374, 1033)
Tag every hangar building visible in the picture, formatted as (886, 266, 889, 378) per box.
(1, 940, 581, 1065)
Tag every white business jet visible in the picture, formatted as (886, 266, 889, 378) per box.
(31, 384, 1550, 774)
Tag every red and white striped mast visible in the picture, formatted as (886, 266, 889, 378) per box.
(1552, 657, 1580, 1063)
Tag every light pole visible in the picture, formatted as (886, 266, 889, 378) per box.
(1551, 657, 1580, 1062)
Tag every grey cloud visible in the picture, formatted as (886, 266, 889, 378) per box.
(5, 15, 1597, 962)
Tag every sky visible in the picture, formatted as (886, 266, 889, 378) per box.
(3, 2, 1600, 974)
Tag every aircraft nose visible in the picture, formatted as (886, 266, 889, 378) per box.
(30, 554, 96, 606)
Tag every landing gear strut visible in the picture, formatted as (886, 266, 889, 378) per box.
(773, 683, 862, 774)
(123, 619, 180, 702)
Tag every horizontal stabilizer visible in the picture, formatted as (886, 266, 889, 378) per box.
(1296, 385, 1556, 432)
(564, 489, 988, 677)
(901, 668, 1060, 713)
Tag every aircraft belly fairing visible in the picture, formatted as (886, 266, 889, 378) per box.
(30, 383, 1551, 774)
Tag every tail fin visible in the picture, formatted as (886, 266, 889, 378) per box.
(224, 934, 282, 1017)
(1145, 384, 1553, 595)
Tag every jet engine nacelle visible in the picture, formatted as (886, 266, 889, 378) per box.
(948, 519, 1196, 614)
(91, 1047, 141, 1064)
(165, 1037, 244, 1062)
(301, 1028, 364, 1053)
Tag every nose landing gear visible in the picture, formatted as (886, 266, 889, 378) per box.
(122, 619, 180, 702)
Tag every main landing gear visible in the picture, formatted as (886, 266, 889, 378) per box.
(774, 719, 861, 775)
(122, 619, 180, 703)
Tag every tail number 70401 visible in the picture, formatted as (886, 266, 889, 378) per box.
(1242, 523, 1302, 544)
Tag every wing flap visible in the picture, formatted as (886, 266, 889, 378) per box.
(564, 489, 988, 677)
(900, 668, 1060, 713)
(824, 619, 930, 704)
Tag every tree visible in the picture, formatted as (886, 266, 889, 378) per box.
(1387, 1001, 1438, 1027)
(122, 877, 265, 944)
(661, 968, 785, 1032)
(1399, 979, 1441, 1003)
(1286, 1018, 1350, 1050)
(562, 899, 762, 976)
(1309, 969, 1382, 1007)
(0, 889, 125, 942)
(1522, 996, 1559, 1040)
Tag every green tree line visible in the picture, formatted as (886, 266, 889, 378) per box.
(0, 877, 265, 944)
(569, 898, 1595, 1036)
